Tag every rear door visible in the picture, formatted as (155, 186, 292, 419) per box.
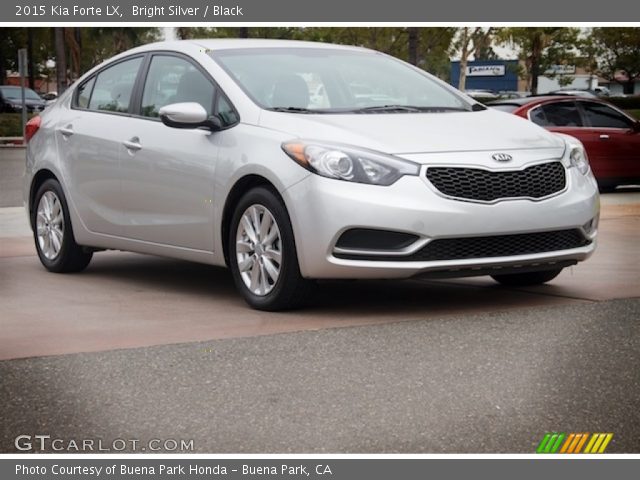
(56, 55, 144, 235)
(577, 100, 640, 181)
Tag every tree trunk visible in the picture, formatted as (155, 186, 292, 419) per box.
(458, 28, 471, 91)
(530, 34, 543, 95)
(408, 28, 418, 66)
(238, 27, 249, 38)
(0, 29, 6, 84)
(27, 29, 35, 90)
(54, 28, 67, 94)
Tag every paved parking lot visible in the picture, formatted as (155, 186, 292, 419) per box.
(1, 148, 639, 453)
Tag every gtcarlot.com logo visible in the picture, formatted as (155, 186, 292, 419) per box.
(14, 435, 194, 452)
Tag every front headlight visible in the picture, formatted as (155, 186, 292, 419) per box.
(568, 144, 590, 175)
(282, 141, 420, 186)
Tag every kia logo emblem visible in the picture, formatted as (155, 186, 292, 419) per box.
(492, 153, 513, 162)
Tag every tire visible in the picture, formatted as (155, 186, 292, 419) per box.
(228, 186, 314, 311)
(491, 268, 563, 286)
(32, 178, 93, 273)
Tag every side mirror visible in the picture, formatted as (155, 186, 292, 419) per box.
(633, 121, 640, 133)
(159, 102, 222, 131)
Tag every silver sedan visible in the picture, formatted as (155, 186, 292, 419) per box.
(24, 39, 599, 310)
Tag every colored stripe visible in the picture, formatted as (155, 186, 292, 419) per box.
(560, 433, 576, 453)
(567, 434, 582, 453)
(591, 434, 606, 453)
(584, 433, 599, 453)
(575, 433, 589, 453)
(597, 434, 613, 453)
(550, 433, 566, 453)
(537, 433, 552, 453)
(545, 434, 559, 453)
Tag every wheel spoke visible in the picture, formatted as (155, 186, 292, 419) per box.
(250, 207, 262, 240)
(263, 257, 280, 282)
(241, 215, 258, 244)
(238, 256, 254, 272)
(50, 228, 62, 252)
(259, 212, 272, 242)
(42, 193, 52, 218)
(264, 248, 282, 264)
(249, 261, 260, 292)
(51, 197, 61, 219)
(259, 263, 269, 295)
(236, 240, 253, 254)
(263, 226, 278, 246)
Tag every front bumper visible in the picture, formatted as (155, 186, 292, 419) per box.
(283, 163, 599, 279)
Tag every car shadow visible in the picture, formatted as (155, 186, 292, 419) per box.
(80, 252, 573, 318)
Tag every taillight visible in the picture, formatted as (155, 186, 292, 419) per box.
(24, 116, 41, 143)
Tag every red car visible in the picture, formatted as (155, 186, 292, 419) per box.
(488, 96, 640, 190)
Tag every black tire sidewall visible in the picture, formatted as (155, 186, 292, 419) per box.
(228, 187, 302, 310)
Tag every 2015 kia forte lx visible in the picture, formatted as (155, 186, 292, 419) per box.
(24, 39, 599, 310)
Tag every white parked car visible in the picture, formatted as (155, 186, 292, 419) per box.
(24, 39, 599, 310)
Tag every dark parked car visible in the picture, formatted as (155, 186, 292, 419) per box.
(0, 85, 47, 113)
(488, 96, 640, 190)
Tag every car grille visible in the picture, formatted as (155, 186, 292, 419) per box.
(334, 229, 590, 262)
(426, 161, 566, 202)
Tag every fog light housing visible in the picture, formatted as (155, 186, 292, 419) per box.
(582, 215, 599, 236)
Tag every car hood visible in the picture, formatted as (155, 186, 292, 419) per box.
(259, 108, 565, 156)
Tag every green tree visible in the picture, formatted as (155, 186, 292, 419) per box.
(586, 27, 640, 94)
(0, 28, 54, 88)
(497, 27, 581, 94)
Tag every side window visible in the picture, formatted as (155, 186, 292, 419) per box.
(88, 57, 142, 113)
(216, 95, 239, 127)
(529, 107, 549, 126)
(539, 102, 583, 127)
(76, 76, 95, 108)
(581, 102, 633, 129)
(141, 55, 214, 118)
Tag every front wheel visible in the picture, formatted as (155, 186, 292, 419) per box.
(491, 268, 563, 286)
(32, 178, 93, 273)
(228, 187, 314, 311)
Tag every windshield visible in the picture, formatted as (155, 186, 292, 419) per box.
(211, 48, 473, 113)
(0, 86, 42, 101)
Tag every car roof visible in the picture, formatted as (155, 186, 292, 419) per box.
(487, 95, 606, 108)
(135, 38, 370, 54)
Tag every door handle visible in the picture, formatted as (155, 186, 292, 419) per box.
(123, 137, 142, 152)
(59, 125, 74, 137)
(599, 134, 610, 140)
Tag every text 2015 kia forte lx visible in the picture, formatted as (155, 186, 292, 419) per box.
(24, 39, 599, 310)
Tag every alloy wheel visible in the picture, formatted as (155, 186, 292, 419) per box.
(235, 204, 283, 296)
(36, 190, 65, 260)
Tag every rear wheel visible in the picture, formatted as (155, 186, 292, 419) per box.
(32, 179, 92, 273)
(491, 268, 563, 286)
(228, 187, 314, 311)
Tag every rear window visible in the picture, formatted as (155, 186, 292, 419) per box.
(87, 57, 142, 113)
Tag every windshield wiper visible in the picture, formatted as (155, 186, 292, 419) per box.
(267, 107, 322, 114)
(351, 105, 471, 113)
